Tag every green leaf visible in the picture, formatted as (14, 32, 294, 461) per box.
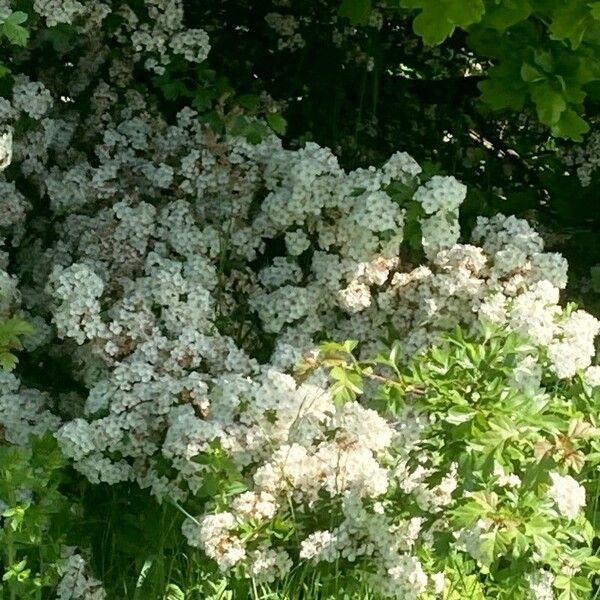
(0, 351, 18, 371)
(342, 339, 359, 354)
(591, 2, 600, 21)
(6, 11, 27, 25)
(329, 365, 363, 405)
(338, 0, 372, 25)
(478, 528, 506, 567)
(224, 481, 248, 496)
(0, 316, 33, 371)
(234, 119, 270, 145)
(551, 107, 589, 140)
(482, 0, 532, 30)
(266, 113, 287, 136)
(444, 574, 486, 600)
(520, 63, 545, 83)
(135, 557, 155, 590)
(584, 555, 600, 570)
(549, 3, 591, 48)
(403, 0, 485, 45)
(330, 366, 363, 394)
(246, 130, 263, 145)
(164, 583, 185, 600)
(192, 89, 214, 111)
(530, 82, 566, 125)
(196, 473, 220, 496)
(554, 574, 592, 598)
(533, 49, 554, 73)
(412, 10, 455, 45)
(1, 22, 28, 47)
(159, 80, 188, 101)
(478, 68, 527, 111)
(451, 501, 483, 526)
(1, 12, 29, 47)
(446, 405, 477, 425)
(0, 317, 34, 341)
(237, 94, 260, 111)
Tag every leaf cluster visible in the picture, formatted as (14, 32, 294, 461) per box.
(0, 434, 71, 598)
(315, 325, 600, 598)
(0, 316, 33, 372)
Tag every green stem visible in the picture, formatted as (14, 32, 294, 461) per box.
(251, 577, 260, 600)
(4, 469, 16, 600)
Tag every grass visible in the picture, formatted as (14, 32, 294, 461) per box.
(74, 481, 384, 600)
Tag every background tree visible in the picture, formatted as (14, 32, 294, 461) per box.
(181, 0, 600, 315)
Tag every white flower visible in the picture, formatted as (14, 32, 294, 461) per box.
(247, 548, 292, 582)
(55, 419, 97, 461)
(526, 569, 554, 600)
(169, 28, 210, 63)
(56, 554, 106, 600)
(299, 530, 339, 562)
(194, 513, 247, 571)
(338, 280, 372, 312)
(34, 0, 85, 26)
(494, 465, 521, 489)
(548, 472, 586, 519)
(414, 176, 466, 215)
(0, 128, 12, 171)
(431, 572, 445, 594)
(385, 555, 428, 599)
(285, 229, 310, 256)
(12, 76, 53, 119)
(231, 491, 278, 520)
(509, 355, 542, 395)
(583, 365, 600, 388)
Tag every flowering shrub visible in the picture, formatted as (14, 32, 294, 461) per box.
(0, 1, 599, 599)
(181, 327, 600, 598)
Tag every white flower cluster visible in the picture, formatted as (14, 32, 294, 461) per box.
(299, 530, 339, 562)
(381, 215, 596, 375)
(175, 370, 462, 596)
(0, 127, 12, 171)
(33, 0, 86, 26)
(415, 175, 465, 259)
(265, 13, 306, 51)
(527, 569, 555, 600)
(584, 365, 600, 388)
(56, 552, 106, 600)
(170, 29, 211, 63)
(548, 472, 586, 520)
(0, 179, 30, 258)
(182, 507, 292, 582)
(12, 76, 53, 120)
(0, 370, 60, 445)
(130, 0, 210, 73)
(47, 264, 107, 345)
(414, 175, 466, 215)
(560, 129, 600, 187)
(3, 82, 596, 500)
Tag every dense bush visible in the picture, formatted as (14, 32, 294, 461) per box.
(1, 1, 600, 599)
